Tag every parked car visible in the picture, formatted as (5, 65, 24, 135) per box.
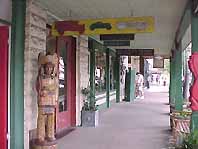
(55, 21, 85, 35)
(89, 21, 112, 31)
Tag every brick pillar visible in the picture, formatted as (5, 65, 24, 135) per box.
(24, 1, 46, 149)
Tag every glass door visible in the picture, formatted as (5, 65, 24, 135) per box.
(56, 36, 76, 132)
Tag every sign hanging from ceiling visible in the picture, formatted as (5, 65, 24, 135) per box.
(51, 16, 155, 36)
(100, 34, 135, 41)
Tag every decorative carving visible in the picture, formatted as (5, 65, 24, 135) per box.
(55, 21, 85, 35)
(25, 2, 48, 149)
(188, 52, 198, 111)
(117, 21, 148, 30)
(36, 52, 58, 144)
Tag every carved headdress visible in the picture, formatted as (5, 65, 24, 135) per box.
(38, 52, 58, 77)
(38, 52, 58, 65)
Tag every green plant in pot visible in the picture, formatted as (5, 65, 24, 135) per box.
(174, 111, 191, 119)
(177, 130, 198, 149)
(81, 87, 98, 111)
(81, 86, 99, 127)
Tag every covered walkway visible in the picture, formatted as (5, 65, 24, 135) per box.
(2, 0, 198, 148)
(58, 86, 170, 149)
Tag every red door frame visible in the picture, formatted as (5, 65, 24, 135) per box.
(0, 26, 8, 149)
(56, 36, 76, 132)
(69, 37, 76, 126)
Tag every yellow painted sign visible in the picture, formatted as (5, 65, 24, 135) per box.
(52, 16, 154, 36)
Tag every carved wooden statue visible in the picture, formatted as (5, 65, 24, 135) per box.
(188, 52, 198, 111)
(36, 52, 58, 144)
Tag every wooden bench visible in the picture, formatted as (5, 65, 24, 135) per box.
(170, 109, 191, 130)
(172, 118, 190, 144)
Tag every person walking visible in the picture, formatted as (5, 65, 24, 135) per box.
(135, 72, 144, 99)
(146, 75, 151, 89)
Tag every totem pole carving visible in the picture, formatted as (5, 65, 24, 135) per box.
(188, 52, 198, 111)
(36, 52, 58, 144)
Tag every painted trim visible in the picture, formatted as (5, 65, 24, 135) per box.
(89, 37, 106, 52)
(97, 96, 116, 110)
(0, 26, 9, 149)
(96, 93, 116, 106)
(52, 16, 154, 36)
(89, 36, 116, 56)
(7, 26, 11, 149)
(71, 37, 77, 126)
(89, 36, 104, 46)
(96, 91, 116, 101)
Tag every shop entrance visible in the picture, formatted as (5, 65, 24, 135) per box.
(0, 26, 8, 149)
(56, 36, 76, 132)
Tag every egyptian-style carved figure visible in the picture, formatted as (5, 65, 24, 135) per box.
(36, 52, 58, 143)
(188, 52, 198, 111)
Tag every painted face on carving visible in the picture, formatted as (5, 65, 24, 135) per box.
(44, 62, 54, 76)
(188, 56, 193, 71)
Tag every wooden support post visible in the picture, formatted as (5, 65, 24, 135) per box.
(116, 54, 120, 103)
(10, 0, 26, 148)
(106, 48, 110, 108)
(139, 56, 144, 75)
(174, 50, 183, 111)
(169, 57, 173, 105)
(90, 48, 96, 108)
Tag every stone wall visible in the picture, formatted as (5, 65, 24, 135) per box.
(24, 1, 46, 149)
(76, 35, 90, 125)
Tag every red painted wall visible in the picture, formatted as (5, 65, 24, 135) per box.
(0, 26, 8, 149)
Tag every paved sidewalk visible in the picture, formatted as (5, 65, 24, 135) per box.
(58, 86, 170, 149)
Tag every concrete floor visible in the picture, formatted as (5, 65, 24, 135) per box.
(58, 86, 170, 149)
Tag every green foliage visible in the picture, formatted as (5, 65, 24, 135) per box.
(174, 111, 192, 119)
(81, 87, 90, 96)
(178, 130, 198, 149)
(81, 87, 98, 111)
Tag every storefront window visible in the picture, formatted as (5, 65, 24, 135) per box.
(95, 52, 106, 95)
(95, 52, 116, 95)
(110, 56, 116, 91)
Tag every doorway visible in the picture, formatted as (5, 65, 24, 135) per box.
(56, 36, 76, 132)
(0, 26, 8, 149)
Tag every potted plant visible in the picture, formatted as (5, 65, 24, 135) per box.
(81, 87, 99, 127)
(175, 130, 198, 149)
